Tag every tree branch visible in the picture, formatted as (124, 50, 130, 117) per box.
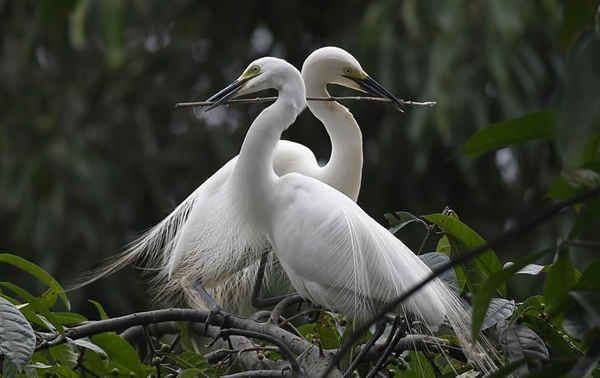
(362, 334, 466, 362)
(175, 96, 436, 109)
(219, 328, 301, 373)
(221, 371, 287, 378)
(34, 307, 339, 376)
(323, 186, 600, 377)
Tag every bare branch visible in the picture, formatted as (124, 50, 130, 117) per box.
(221, 370, 287, 378)
(362, 334, 466, 362)
(117, 320, 289, 372)
(269, 294, 304, 324)
(219, 328, 301, 373)
(174, 96, 436, 109)
(34, 307, 339, 376)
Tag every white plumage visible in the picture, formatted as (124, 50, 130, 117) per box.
(213, 56, 497, 373)
(75, 47, 385, 311)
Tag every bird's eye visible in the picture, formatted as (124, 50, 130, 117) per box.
(344, 67, 353, 75)
(250, 66, 260, 73)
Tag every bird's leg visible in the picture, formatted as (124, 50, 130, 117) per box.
(366, 316, 405, 378)
(194, 280, 221, 312)
(193, 280, 228, 336)
(342, 320, 388, 378)
(269, 294, 304, 324)
(251, 250, 298, 308)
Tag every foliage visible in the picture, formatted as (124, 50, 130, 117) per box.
(1, 0, 600, 377)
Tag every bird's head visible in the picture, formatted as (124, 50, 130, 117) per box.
(204, 57, 305, 112)
(302, 46, 403, 110)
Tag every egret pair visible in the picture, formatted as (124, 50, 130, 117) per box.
(78, 47, 497, 374)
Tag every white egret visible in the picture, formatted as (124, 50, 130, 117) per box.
(74, 47, 402, 311)
(204, 58, 497, 374)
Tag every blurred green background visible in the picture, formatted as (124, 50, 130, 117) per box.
(1, 0, 596, 316)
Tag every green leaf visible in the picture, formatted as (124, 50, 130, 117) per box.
(563, 291, 600, 340)
(48, 343, 78, 368)
(90, 332, 144, 375)
(522, 360, 576, 378)
(522, 313, 581, 359)
(556, 34, 600, 168)
(568, 198, 600, 239)
(437, 235, 466, 292)
(399, 351, 435, 378)
(481, 298, 515, 331)
(71, 338, 107, 357)
(544, 249, 580, 312)
(559, 0, 597, 50)
(41, 365, 79, 378)
(471, 249, 550, 339)
(513, 295, 544, 320)
(80, 347, 110, 375)
(418, 252, 459, 293)
(463, 111, 556, 158)
(0, 282, 64, 333)
(38, 288, 59, 310)
(0, 297, 35, 372)
(497, 322, 549, 363)
(68, 0, 90, 50)
(52, 312, 87, 326)
(316, 312, 341, 349)
(560, 262, 600, 339)
(99, 0, 125, 69)
(424, 213, 504, 295)
(548, 175, 580, 200)
(297, 322, 316, 337)
(384, 210, 424, 234)
(0, 253, 69, 310)
(88, 299, 109, 320)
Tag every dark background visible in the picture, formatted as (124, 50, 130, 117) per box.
(0, 0, 586, 316)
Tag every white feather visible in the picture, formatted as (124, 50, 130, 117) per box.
(73, 47, 366, 313)
(226, 58, 498, 373)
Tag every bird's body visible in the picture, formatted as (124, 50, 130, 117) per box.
(270, 173, 443, 324)
(156, 138, 331, 306)
(210, 56, 497, 372)
(77, 47, 385, 312)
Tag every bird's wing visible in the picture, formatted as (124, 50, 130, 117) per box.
(272, 173, 446, 326)
(167, 140, 319, 279)
(160, 141, 321, 304)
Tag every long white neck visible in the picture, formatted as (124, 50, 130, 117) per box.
(305, 77, 363, 201)
(233, 81, 305, 232)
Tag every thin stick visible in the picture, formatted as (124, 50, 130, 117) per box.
(175, 96, 436, 109)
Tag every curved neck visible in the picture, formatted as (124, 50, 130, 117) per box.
(233, 84, 305, 230)
(305, 78, 363, 201)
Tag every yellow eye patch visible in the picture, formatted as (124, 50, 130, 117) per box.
(239, 65, 261, 80)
